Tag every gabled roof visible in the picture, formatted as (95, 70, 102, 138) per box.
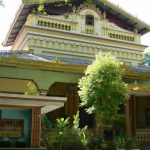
(3, 0, 150, 46)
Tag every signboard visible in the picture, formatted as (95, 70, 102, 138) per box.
(0, 119, 24, 138)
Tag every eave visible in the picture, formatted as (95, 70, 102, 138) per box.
(0, 93, 67, 114)
(3, 0, 150, 46)
(96, 0, 150, 34)
(0, 56, 86, 74)
(0, 55, 150, 80)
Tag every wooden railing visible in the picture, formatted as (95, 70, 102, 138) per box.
(136, 129, 150, 143)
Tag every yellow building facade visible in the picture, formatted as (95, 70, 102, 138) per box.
(1, 0, 150, 148)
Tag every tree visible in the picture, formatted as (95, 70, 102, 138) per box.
(78, 53, 128, 136)
(0, 0, 4, 6)
(143, 52, 150, 66)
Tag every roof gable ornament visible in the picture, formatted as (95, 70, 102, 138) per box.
(128, 80, 150, 94)
(75, 0, 103, 18)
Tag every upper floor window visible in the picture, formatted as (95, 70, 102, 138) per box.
(86, 15, 94, 26)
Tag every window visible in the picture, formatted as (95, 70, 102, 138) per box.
(86, 15, 94, 26)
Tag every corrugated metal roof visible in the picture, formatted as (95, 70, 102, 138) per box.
(0, 51, 92, 65)
(131, 66, 150, 72)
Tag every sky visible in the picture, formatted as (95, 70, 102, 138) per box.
(0, 0, 150, 51)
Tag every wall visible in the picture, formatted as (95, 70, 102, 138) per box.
(0, 107, 31, 143)
(0, 66, 82, 93)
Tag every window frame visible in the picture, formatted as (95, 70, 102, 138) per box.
(85, 15, 94, 26)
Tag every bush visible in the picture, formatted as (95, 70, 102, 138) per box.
(107, 141, 117, 150)
(125, 138, 140, 150)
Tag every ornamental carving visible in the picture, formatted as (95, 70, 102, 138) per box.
(76, 0, 103, 18)
(128, 80, 150, 93)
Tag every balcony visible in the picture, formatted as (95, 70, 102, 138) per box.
(85, 25, 94, 34)
(26, 14, 75, 32)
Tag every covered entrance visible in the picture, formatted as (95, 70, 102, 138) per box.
(0, 93, 66, 148)
(126, 81, 150, 144)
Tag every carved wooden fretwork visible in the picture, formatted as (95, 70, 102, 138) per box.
(128, 80, 150, 93)
(76, 0, 103, 18)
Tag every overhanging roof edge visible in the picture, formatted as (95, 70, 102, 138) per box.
(99, 0, 150, 31)
(3, 4, 26, 47)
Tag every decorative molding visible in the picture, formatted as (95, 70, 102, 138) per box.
(0, 57, 86, 74)
(76, 0, 103, 18)
(128, 80, 150, 93)
(121, 64, 150, 80)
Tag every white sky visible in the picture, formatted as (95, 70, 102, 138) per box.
(0, 0, 150, 51)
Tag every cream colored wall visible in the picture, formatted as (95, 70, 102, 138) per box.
(11, 8, 147, 66)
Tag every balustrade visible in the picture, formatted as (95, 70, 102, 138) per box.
(136, 129, 150, 143)
(108, 33, 135, 42)
(38, 20, 71, 31)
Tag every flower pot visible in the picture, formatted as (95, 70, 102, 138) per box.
(117, 148, 125, 150)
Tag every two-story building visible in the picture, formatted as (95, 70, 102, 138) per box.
(0, 0, 150, 148)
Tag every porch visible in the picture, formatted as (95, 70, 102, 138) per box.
(0, 93, 66, 149)
(126, 95, 150, 144)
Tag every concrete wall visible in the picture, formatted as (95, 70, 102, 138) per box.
(0, 66, 82, 92)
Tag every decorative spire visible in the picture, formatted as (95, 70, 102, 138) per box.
(103, 11, 107, 19)
(25, 81, 39, 95)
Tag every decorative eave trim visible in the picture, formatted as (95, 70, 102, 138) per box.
(122, 65, 150, 80)
(0, 57, 86, 74)
(128, 80, 150, 94)
(2, 4, 26, 47)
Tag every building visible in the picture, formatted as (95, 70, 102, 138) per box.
(0, 0, 150, 148)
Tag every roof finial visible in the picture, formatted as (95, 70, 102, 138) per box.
(103, 11, 106, 19)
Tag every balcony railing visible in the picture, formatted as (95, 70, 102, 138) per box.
(38, 20, 71, 31)
(136, 129, 150, 143)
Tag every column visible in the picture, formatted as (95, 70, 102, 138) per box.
(125, 98, 132, 137)
(31, 107, 41, 148)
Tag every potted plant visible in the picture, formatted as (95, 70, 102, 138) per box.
(106, 141, 117, 150)
(115, 134, 126, 150)
(125, 138, 140, 150)
(90, 136, 107, 150)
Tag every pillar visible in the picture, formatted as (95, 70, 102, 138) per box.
(125, 98, 132, 137)
(31, 107, 41, 148)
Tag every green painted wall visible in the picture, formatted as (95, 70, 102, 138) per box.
(0, 66, 82, 91)
(0, 107, 31, 143)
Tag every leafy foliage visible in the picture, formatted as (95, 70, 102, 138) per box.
(25, 81, 40, 95)
(143, 52, 150, 66)
(78, 53, 128, 134)
(0, 0, 4, 6)
(125, 137, 140, 149)
(42, 113, 88, 150)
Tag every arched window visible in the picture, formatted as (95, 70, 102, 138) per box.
(86, 15, 94, 26)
